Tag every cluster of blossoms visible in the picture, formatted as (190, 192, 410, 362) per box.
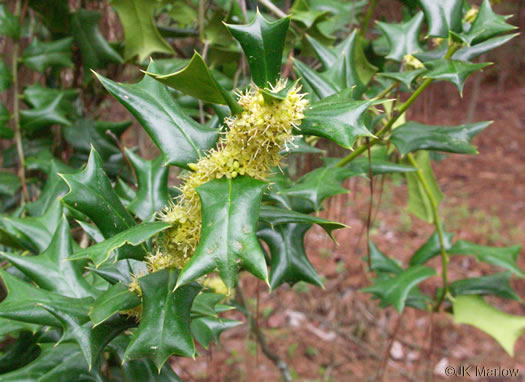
(127, 80, 308, 301)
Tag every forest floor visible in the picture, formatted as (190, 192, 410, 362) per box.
(173, 75, 525, 381)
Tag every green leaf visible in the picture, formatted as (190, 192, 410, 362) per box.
(87, 259, 148, 285)
(0, 269, 92, 327)
(0, 343, 96, 381)
(391, 121, 490, 155)
(418, 0, 463, 38)
(225, 11, 289, 87)
(94, 61, 219, 168)
(0, 58, 12, 91)
(63, 119, 120, 160)
(69, 222, 170, 267)
(0, 216, 94, 298)
(89, 282, 140, 326)
(0, 318, 39, 339)
(328, 156, 417, 175)
(71, 9, 123, 70)
(28, 0, 70, 35)
(279, 166, 357, 211)
(259, 205, 346, 239)
(191, 316, 240, 349)
(423, 59, 491, 95)
(362, 265, 436, 312)
(454, 33, 519, 61)
(301, 96, 374, 149)
(405, 151, 443, 223)
(145, 53, 241, 113)
(377, 11, 424, 61)
(176, 176, 269, 291)
(0, 4, 19, 39)
(448, 272, 519, 301)
(23, 83, 78, 111)
(25, 161, 74, 217)
(449, 240, 525, 278)
(61, 148, 144, 261)
(21, 37, 73, 73)
(0, 172, 20, 196)
(409, 228, 454, 266)
(191, 292, 228, 318)
(124, 269, 201, 369)
(465, 0, 516, 45)
(0, 331, 40, 374)
(20, 93, 71, 132)
(293, 58, 338, 101)
(0, 104, 12, 139)
(453, 295, 525, 356)
(377, 69, 426, 90)
(109, 335, 184, 382)
(367, 241, 403, 274)
(111, 0, 173, 61)
(126, 150, 169, 221)
(258, 223, 322, 289)
(0, 200, 62, 252)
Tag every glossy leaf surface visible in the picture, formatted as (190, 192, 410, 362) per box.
(21, 37, 73, 73)
(124, 269, 200, 370)
(448, 272, 519, 301)
(391, 121, 490, 155)
(423, 59, 491, 95)
(176, 177, 268, 290)
(89, 282, 141, 326)
(418, 0, 463, 38)
(377, 12, 424, 61)
(95, 61, 219, 168)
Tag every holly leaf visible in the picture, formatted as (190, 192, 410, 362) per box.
(23, 83, 78, 112)
(69, 221, 170, 267)
(0, 343, 96, 381)
(176, 176, 269, 291)
(293, 58, 339, 101)
(279, 166, 357, 211)
(0, 58, 12, 91)
(25, 161, 74, 217)
(111, 0, 173, 61)
(418, 0, 463, 38)
(377, 12, 424, 61)
(423, 59, 491, 95)
(449, 240, 525, 278)
(367, 241, 403, 274)
(63, 119, 121, 160)
(225, 11, 289, 88)
(258, 223, 323, 289)
(61, 148, 144, 261)
(408, 227, 454, 266)
(0, 216, 94, 298)
(95, 61, 219, 168)
(464, 0, 516, 45)
(391, 121, 490, 155)
(191, 292, 226, 318)
(89, 282, 141, 326)
(454, 33, 519, 61)
(0, 172, 20, 197)
(71, 9, 123, 70)
(109, 335, 184, 382)
(144, 53, 241, 114)
(20, 93, 71, 132)
(0, 199, 62, 252)
(0, 4, 19, 38)
(0, 269, 92, 327)
(21, 37, 73, 73)
(124, 269, 201, 370)
(0, 318, 39, 339)
(405, 151, 443, 223)
(362, 265, 436, 312)
(453, 295, 525, 356)
(191, 316, 240, 349)
(0, 330, 40, 374)
(87, 259, 148, 285)
(301, 96, 374, 149)
(259, 205, 346, 239)
(126, 150, 169, 221)
(377, 69, 426, 89)
(448, 272, 519, 301)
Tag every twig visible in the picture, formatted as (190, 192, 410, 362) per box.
(257, 0, 287, 19)
(376, 312, 404, 381)
(366, 138, 374, 268)
(235, 285, 292, 382)
(11, 0, 29, 203)
(361, 0, 379, 36)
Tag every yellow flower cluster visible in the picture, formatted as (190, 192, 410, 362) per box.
(151, 80, 308, 273)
